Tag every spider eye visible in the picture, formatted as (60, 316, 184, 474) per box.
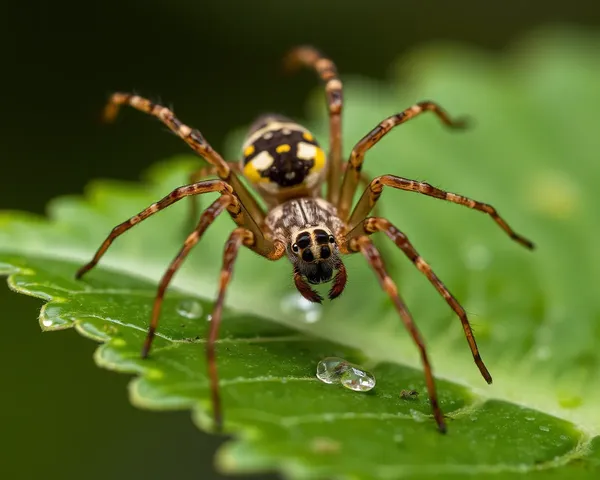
(291, 243, 299, 253)
(329, 235, 336, 244)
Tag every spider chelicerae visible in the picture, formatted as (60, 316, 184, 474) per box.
(75, 46, 534, 433)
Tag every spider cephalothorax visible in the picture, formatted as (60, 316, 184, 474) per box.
(76, 46, 534, 434)
(265, 198, 347, 302)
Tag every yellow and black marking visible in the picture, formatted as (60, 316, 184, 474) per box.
(241, 114, 326, 188)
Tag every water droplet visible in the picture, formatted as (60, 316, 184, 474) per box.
(316, 357, 376, 392)
(316, 357, 348, 384)
(560, 435, 568, 440)
(177, 299, 203, 319)
(470, 416, 478, 422)
(280, 293, 322, 323)
(525, 416, 535, 421)
(41, 318, 53, 327)
(340, 366, 376, 392)
(539, 425, 550, 432)
(393, 433, 404, 443)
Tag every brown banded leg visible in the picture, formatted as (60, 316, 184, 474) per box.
(75, 180, 241, 280)
(102, 92, 266, 224)
(338, 101, 468, 221)
(103, 93, 231, 178)
(348, 235, 446, 433)
(285, 46, 343, 204)
(206, 227, 285, 431)
(348, 217, 492, 384)
(346, 174, 535, 249)
(141, 195, 238, 357)
(187, 162, 241, 227)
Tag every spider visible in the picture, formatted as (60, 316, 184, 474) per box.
(75, 46, 534, 433)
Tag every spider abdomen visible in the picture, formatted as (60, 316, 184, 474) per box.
(240, 114, 326, 196)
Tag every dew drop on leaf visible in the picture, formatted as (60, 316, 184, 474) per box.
(316, 357, 347, 384)
(176, 299, 203, 319)
(539, 425, 550, 432)
(316, 357, 376, 392)
(340, 366, 376, 392)
(41, 318, 53, 327)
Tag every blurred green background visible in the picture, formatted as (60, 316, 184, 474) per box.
(1, 1, 599, 479)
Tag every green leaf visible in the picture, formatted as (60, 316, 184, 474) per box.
(2, 28, 600, 478)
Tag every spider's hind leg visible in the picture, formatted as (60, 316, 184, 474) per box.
(285, 46, 343, 204)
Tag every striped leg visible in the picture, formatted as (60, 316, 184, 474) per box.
(103, 93, 231, 178)
(338, 101, 468, 221)
(285, 46, 343, 204)
(187, 162, 241, 227)
(102, 92, 266, 224)
(141, 195, 237, 357)
(346, 174, 535, 249)
(75, 180, 240, 280)
(347, 217, 492, 384)
(206, 227, 285, 431)
(348, 236, 446, 433)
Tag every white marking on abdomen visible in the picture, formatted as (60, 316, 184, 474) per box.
(251, 151, 274, 170)
(297, 142, 317, 160)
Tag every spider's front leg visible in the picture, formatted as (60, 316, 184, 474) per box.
(75, 179, 240, 280)
(346, 235, 447, 433)
(345, 217, 492, 384)
(102, 93, 231, 179)
(186, 162, 241, 228)
(101, 92, 266, 224)
(206, 228, 286, 431)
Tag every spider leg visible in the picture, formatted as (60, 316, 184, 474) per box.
(141, 195, 238, 357)
(338, 101, 468, 220)
(347, 217, 492, 384)
(102, 92, 266, 224)
(75, 180, 241, 279)
(186, 162, 241, 228)
(285, 46, 343, 204)
(206, 227, 286, 431)
(346, 174, 534, 249)
(347, 235, 446, 433)
(103, 93, 231, 178)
